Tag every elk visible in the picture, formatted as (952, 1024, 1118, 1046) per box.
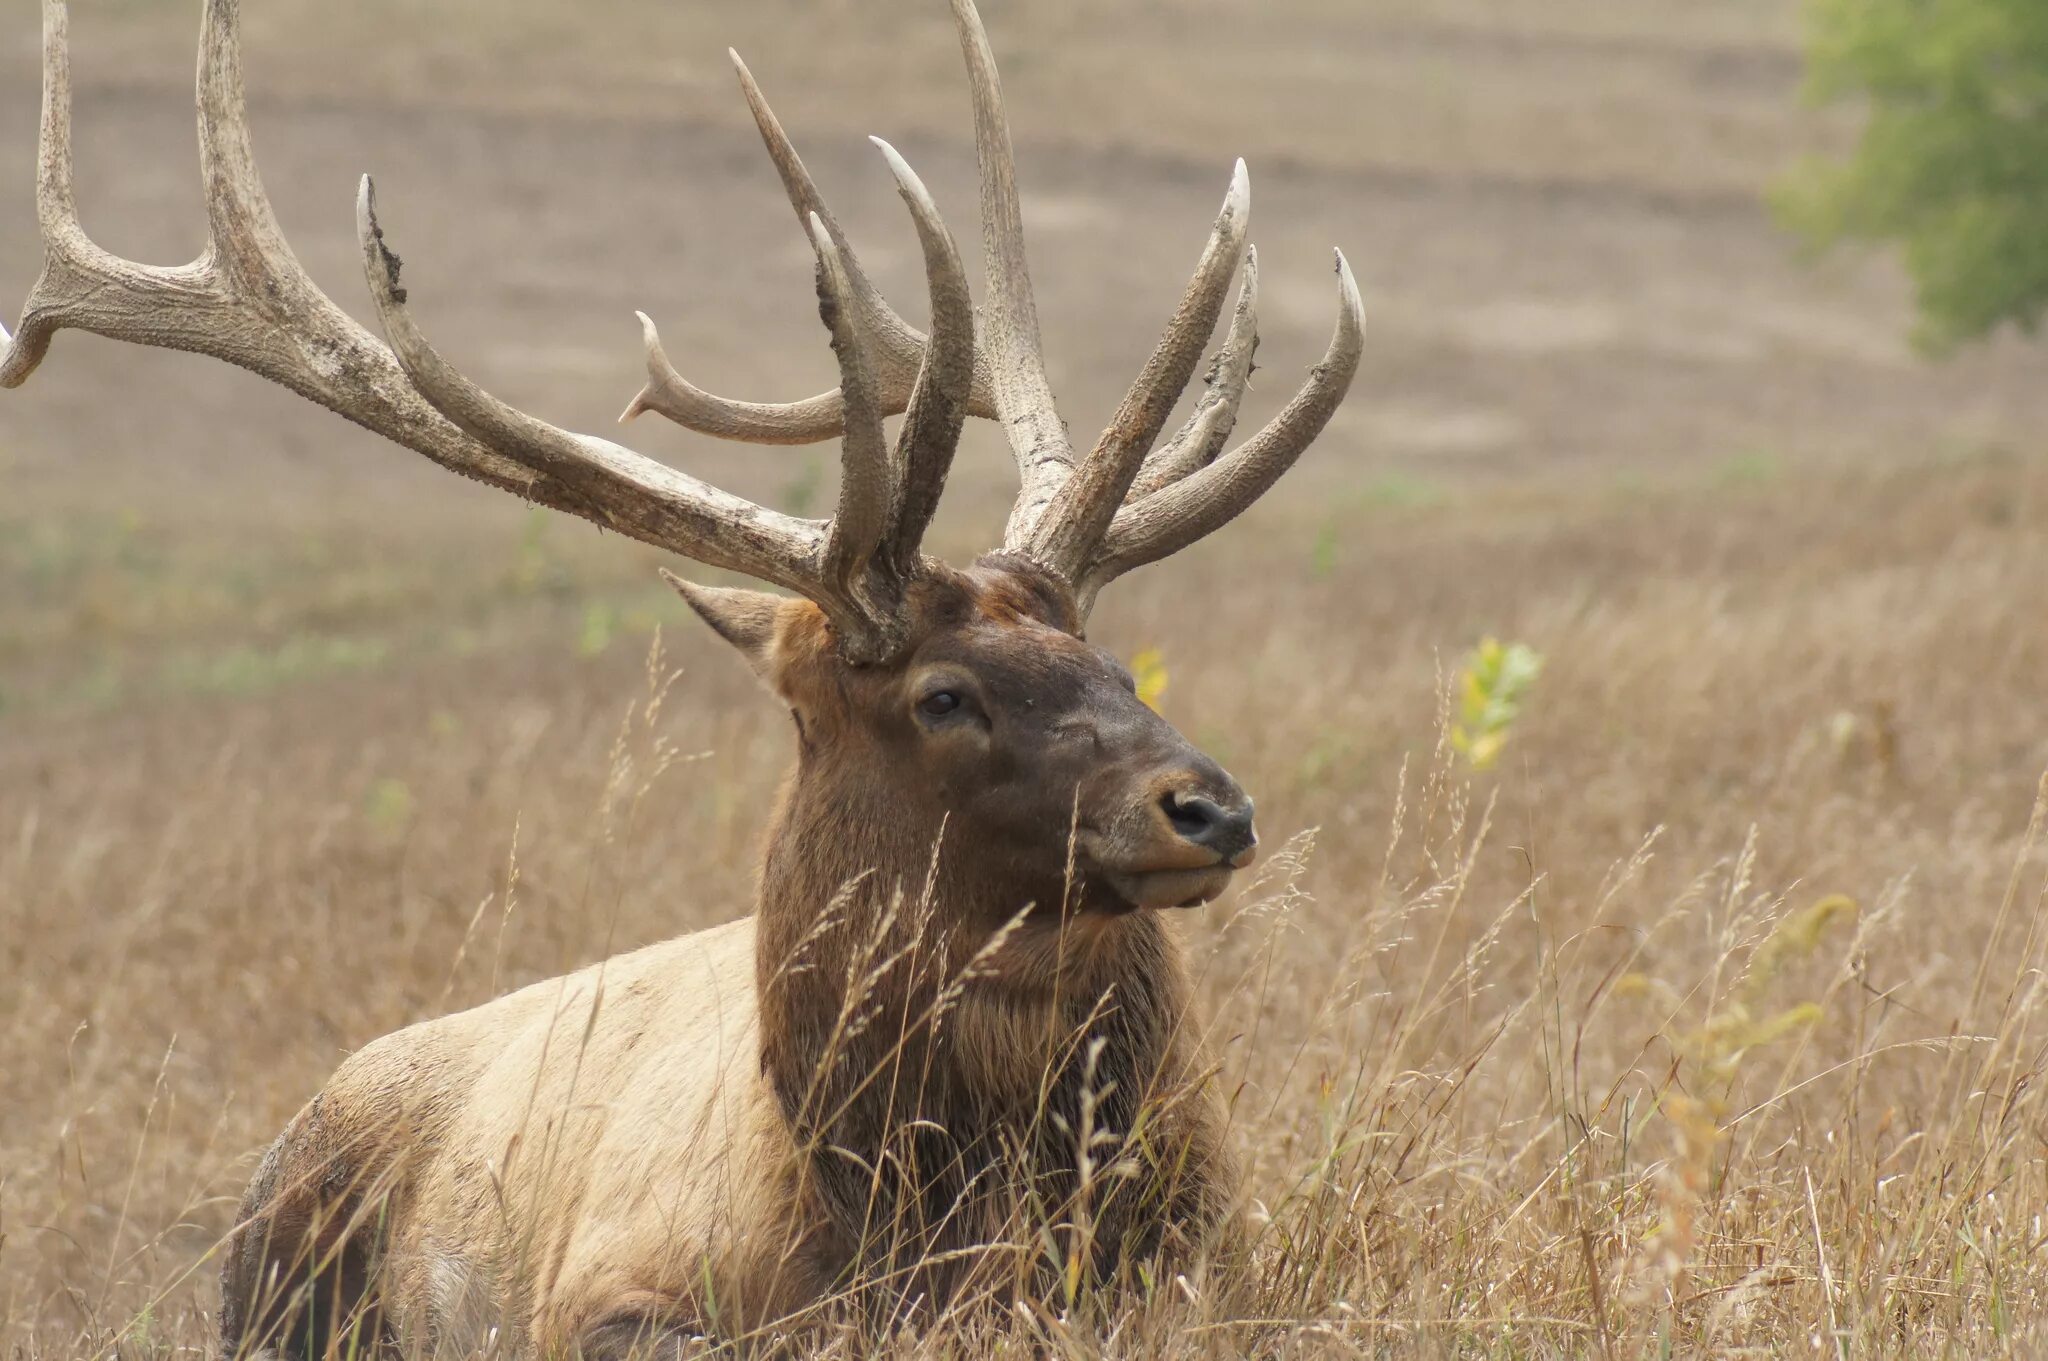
(4, 0, 1364, 1352)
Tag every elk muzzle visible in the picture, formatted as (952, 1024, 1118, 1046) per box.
(1162, 790, 1258, 865)
(1081, 762, 1257, 911)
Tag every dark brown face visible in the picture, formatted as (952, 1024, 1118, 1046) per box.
(883, 559, 1256, 913)
(677, 558, 1257, 915)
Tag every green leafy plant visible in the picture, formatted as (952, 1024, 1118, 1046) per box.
(1449, 637, 1542, 770)
(1129, 647, 1169, 713)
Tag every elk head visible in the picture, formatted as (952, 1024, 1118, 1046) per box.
(2, 0, 1364, 922)
(679, 556, 1257, 928)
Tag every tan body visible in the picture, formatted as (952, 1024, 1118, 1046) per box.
(256, 922, 811, 1353)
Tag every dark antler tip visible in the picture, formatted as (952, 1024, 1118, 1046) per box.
(814, 275, 841, 333)
(357, 175, 408, 302)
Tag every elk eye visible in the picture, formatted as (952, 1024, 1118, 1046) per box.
(919, 689, 963, 718)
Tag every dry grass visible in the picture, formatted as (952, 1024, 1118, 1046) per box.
(8, 0, 2048, 1354)
(6, 449, 2048, 1356)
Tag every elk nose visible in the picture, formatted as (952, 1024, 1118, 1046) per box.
(1162, 792, 1258, 866)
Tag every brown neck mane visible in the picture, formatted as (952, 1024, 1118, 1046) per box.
(751, 747, 1198, 1300)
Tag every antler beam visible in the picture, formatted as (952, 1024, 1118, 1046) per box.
(353, 181, 831, 596)
(1, 0, 821, 585)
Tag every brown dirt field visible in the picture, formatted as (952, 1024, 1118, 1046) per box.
(3, 1, 2047, 1356)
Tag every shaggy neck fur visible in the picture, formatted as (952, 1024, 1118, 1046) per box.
(753, 747, 1216, 1309)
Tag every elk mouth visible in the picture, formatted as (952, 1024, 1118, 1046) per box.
(1093, 862, 1237, 912)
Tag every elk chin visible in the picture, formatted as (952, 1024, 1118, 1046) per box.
(1099, 864, 1236, 911)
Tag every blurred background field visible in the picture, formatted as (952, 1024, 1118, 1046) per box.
(3, 0, 2047, 1355)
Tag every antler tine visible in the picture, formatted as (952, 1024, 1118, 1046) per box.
(355, 179, 858, 613)
(734, 54, 928, 399)
(1127, 246, 1261, 502)
(1083, 250, 1365, 605)
(31, 0, 77, 238)
(807, 212, 896, 622)
(1025, 160, 1250, 581)
(950, 0, 1075, 543)
(871, 138, 975, 577)
(5, 2, 541, 496)
(2, 0, 99, 385)
(620, 54, 998, 443)
(196, 0, 295, 290)
(620, 314, 854, 443)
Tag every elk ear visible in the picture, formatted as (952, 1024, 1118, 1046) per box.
(661, 572, 787, 684)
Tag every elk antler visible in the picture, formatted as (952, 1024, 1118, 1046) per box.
(2, 0, 1364, 654)
(618, 52, 1000, 442)
(2, 0, 835, 591)
(1125, 248, 1262, 503)
(871, 138, 976, 580)
(614, 0, 1365, 605)
(0, 0, 980, 662)
(1081, 252, 1365, 609)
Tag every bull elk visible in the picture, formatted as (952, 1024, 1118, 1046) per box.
(4, 0, 1365, 1352)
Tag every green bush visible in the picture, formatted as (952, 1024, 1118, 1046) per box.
(1781, 0, 2048, 351)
